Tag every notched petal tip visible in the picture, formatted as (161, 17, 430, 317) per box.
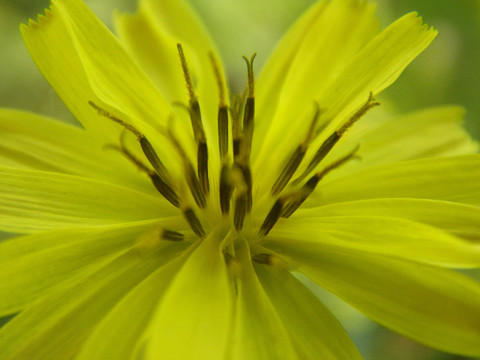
(21, 6, 55, 33)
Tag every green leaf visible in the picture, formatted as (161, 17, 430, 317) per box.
(267, 240, 480, 356)
(0, 166, 177, 233)
(256, 264, 363, 359)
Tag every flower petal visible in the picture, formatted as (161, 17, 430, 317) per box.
(0, 248, 178, 359)
(269, 215, 480, 268)
(0, 166, 176, 233)
(266, 241, 480, 356)
(255, 264, 363, 360)
(76, 251, 189, 360)
(299, 198, 480, 242)
(21, 0, 176, 162)
(254, 0, 378, 157)
(146, 228, 233, 360)
(254, 9, 436, 176)
(228, 240, 298, 360)
(330, 106, 478, 178)
(0, 220, 170, 316)
(0, 109, 153, 192)
(313, 155, 480, 206)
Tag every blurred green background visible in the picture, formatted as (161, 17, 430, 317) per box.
(1, 1, 479, 359)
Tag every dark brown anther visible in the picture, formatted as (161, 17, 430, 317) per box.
(139, 136, 171, 184)
(218, 106, 229, 160)
(167, 129, 207, 209)
(161, 229, 185, 242)
(252, 253, 275, 265)
(220, 164, 233, 215)
(183, 207, 205, 238)
(197, 141, 209, 195)
(150, 173, 181, 208)
(239, 164, 253, 213)
(177, 43, 210, 198)
(234, 192, 248, 231)
(292, 93, 378, 185)
(259, 199, 284, 236)
(241, 54, 256, 162)
(282, 146, 360, 218)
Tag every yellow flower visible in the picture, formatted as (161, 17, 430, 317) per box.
(1, 0, 480, 358)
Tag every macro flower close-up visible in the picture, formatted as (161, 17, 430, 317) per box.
(1, 0, 480, 358)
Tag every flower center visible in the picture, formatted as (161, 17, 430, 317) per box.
(89, 44, 379, 246)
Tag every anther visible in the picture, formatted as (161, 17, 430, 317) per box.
(220, 164, 234, 215)
(167, 128, 207, 209)
(209, 53, 229, 161)
(182, 207, 205, 238)
(270, 105, 321, 196)
(161, 229, 185, 242)
(88, 101, 172, 185)
(231, 166, 248, 231)
(241, 54, 256, 162)
(292, 93, 378, 185)
(252, 253, 276, 266)
(259, 199, 284, 236)
(282, 146, 360, 218)
(177, 43, 210, 195)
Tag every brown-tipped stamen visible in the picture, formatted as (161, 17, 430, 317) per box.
(282, 146, 360, 218)
(292, 92, 379, 185)
(241, 54, 256, 162)
(167, 128, 207, 209)
(177, 43, 210, 195)
(209, 52, 229, 161)
(220, 164, 234, 215)
(259, 198, 284, 236)
(231, 95, 244, 162)
(231, 165, 248, 231)
(161, 229, 185, 242)
(252, 253, 276, 265)
(270, 104, 321, 196)
(183, 207, 205, 238)
(89, 101, 172, 185)
(105, 132, 180, 208)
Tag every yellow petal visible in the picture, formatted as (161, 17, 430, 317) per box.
(146, 228, 233, 360)
(267, 241, 480, 356)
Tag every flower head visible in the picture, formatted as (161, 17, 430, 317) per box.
(1, 0, 480, 358)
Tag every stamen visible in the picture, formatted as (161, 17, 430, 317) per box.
(167, 128, 207, 209)
(241, 54, 256, 162)
(292, 92, 378, 185)
(252, 253, 275, 265)
(161, 229, 185, 242)
(231, 95, 243, 161)
(182, 207, 205, 238)
(231, 166, 248, 231)
(270, 105, 320, 196)
(88, 101, 172, 185)
(219, 164, 234, 215)
(177, 43, 210, 195)
(282, 146, 360, 218)
(104, 130, 180, 207)
(258, 199, 284, 236)
(209, 53, 229, 161)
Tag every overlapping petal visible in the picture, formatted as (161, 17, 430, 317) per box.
(0, 166, 178, 233)
(229, 240, 298, 360)
(21, 0, 181, 168)
(311, 155, 480, 206)
(146, 228, 233, 360)
(266, 240, 480, 356)
(256, 264, 363, 359)
(0, 221, 170, 316)
(269, 216, 480, 267)
(0, 248, 176, 359)
(0, 109, 153, 192)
